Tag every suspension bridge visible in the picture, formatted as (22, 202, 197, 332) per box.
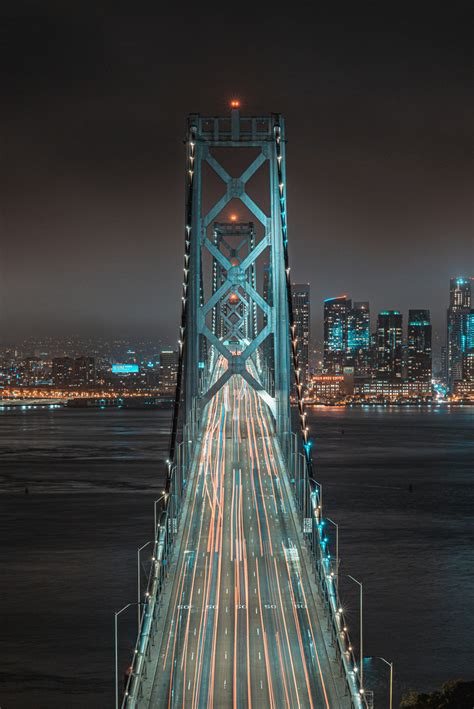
(118, 106, 368, 708)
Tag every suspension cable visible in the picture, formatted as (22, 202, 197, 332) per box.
(273, 120, 313, 478)
(167, 124, 196, 489)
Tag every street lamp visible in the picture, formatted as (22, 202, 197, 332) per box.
(114, 602, 146, 709)
(326, 517, 339, 593)
(308, 477, 323, 517)
(115, 603, 133, 709)
(137, 541, 154, 628)
(369, 656, 393, 709)
(347, 575, 364, 695)
(153, 492, 166, 538)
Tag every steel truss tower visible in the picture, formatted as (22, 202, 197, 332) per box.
(211, 221, 257, 346)
(182, 107, 292, 439)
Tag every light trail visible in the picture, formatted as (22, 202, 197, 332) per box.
(149, 358, 337, 708)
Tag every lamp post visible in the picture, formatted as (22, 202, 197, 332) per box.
(326, 517, 339, 593)
(373, 656, 393, 709)
(115, 603, 133, 709)
(347, 575, 363, 696)
(308, 477, 323, 519)
(137, 541, 154, 628)
(153, 493, 166, 539)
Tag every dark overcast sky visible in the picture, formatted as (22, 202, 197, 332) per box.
(0, 2, 472, 347)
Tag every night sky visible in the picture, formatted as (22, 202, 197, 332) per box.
(1, 3, 472, 347)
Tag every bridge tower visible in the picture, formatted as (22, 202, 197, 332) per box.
(181, 106, 293, 441)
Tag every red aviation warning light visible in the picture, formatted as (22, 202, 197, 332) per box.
(230, 99, 240, 108)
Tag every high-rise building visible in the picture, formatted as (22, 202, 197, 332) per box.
(292, 284, 310, 384)
(73, 356, 96, 386)
(323, 296, 351, 374)
(376, 310, 403, 380)
(347, 301, 370, 375)
(462, 309, 474, 381)
(51, 357, 74, 386)
(23, 356, 44, 386)
(160, 350, 179, 396)
(447, 277, 471, 391)
(407, 310, 432, 387)
(449, 277, 471, 309)
(440, 345, 448, 380)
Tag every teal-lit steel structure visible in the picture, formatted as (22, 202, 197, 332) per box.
(183, 108, 292, 440)
(119, 107, 368, 709)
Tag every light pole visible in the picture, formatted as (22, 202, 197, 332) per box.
(115, 603, 133, 709)
(153, 492, 166, 539)
(308, 477, 323, 518)
(347, 575, 363, 696)
(374, 656, 393, 709)
(326, 517, 339, 593)
(137, 541, 154, 628)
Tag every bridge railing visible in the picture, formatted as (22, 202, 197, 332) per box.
(121, 419, 196, 707)
(286, 432, 368, 709)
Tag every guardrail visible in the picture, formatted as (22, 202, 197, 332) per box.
(120, 422, 195, 708)
(120, 410, 368, 708)
(287, 432, 368, 709)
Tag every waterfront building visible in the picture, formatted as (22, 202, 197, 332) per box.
(323, 295, 351, 374)
(310, 370, 353, 402)
(376, 310, 403, 380)
(447, 277, 471, 392)
(292, 284, 310, 385)
(407, 310, 432, 392)
(353, 378, 432, 401)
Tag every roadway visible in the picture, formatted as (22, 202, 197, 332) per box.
(147, 365, 339, 707)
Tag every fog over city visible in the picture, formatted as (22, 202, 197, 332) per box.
(1, 5, 472, 344)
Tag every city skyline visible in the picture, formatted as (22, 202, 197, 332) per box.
(3, 276, 470, 354)
(3, 275, 472, 403)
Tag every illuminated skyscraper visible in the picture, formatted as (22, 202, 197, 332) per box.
(449, 277, 471, 309)
(462, 309, 474, 381)
(376, 310, 403, 380)
(292, 284, 310, 384)
(447, 277, 471, 391)
(407, 310, 432, 386)
(347, 301, 370, 375)
(323, 296, 351, 374)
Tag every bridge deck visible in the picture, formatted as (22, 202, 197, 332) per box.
(145, 373, 341, 707)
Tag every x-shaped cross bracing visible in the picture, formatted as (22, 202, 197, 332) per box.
(198, 146, 276, 416)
